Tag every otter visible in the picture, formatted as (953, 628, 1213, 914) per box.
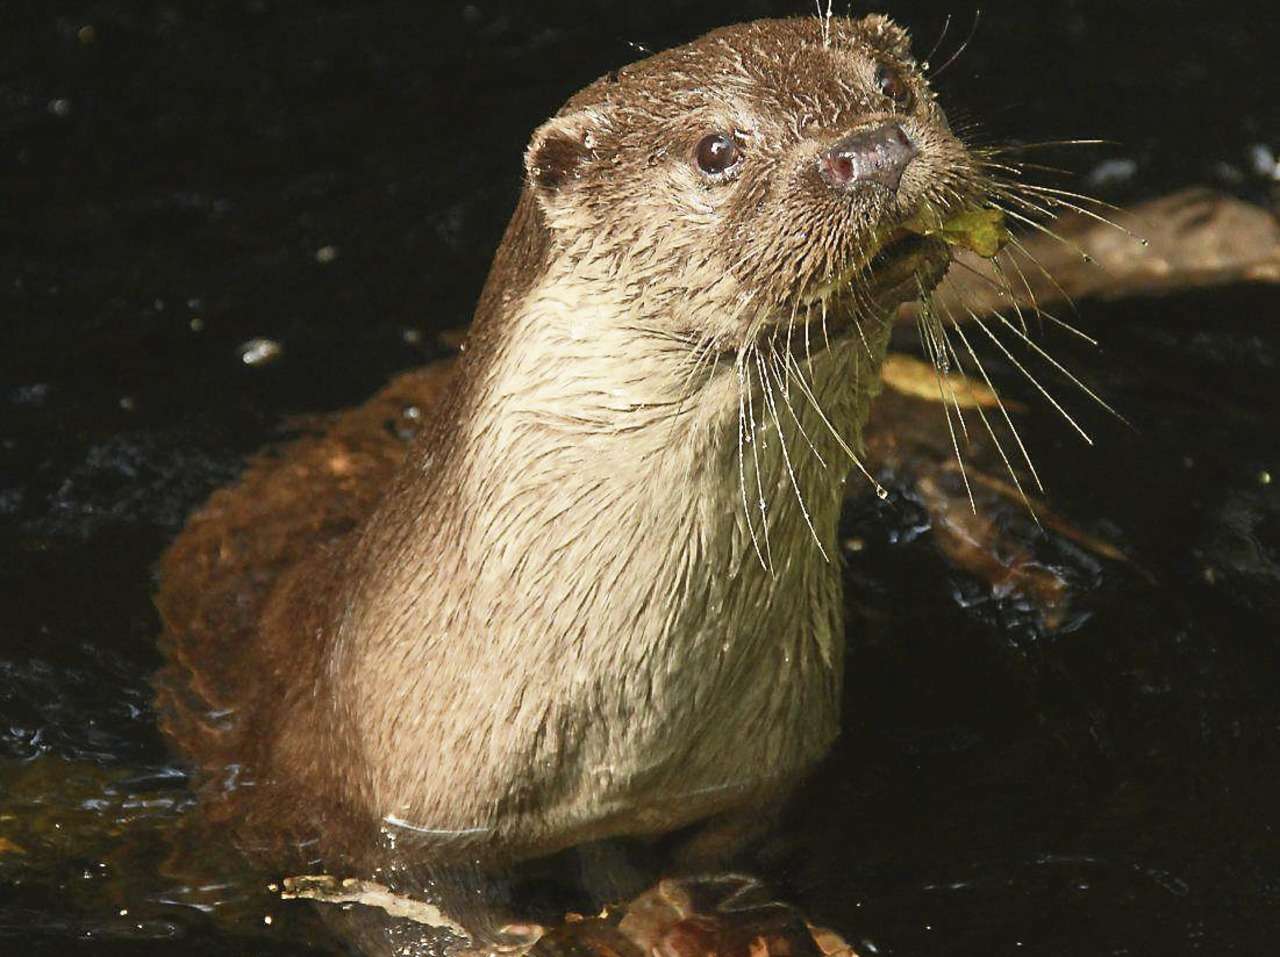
(155, 14, 988, 886)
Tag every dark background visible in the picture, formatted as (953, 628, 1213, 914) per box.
(2, 1, 1279, 955)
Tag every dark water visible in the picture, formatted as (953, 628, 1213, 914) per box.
(3, 1, 1278, 954)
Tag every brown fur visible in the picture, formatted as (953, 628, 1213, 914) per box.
(155, 15, 984, 875)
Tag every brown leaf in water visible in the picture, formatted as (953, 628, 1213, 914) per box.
(881, 353, 1020, 411)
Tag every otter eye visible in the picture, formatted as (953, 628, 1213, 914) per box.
(876, 64, 913, 109)
(694, 133, 741, 176)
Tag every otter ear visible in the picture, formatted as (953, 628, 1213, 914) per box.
(525, 109, 609, 200)
(862, 14, 913, 60)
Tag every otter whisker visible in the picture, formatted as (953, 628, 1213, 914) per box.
(976, 158, 1036, 179)
(996, 203, 1107, 269)
(975, 153, 1082, 181)
(741, 348, 776, 572)
(923, 13, 954, 68)
(802, 300, 817, 376)
(784, 352, 886, 499)
(971, 251, 1044, 341)
(736, 359, 770, 572)
(929, 8, 981, 80)
(951, 352, 1041, 521)
(945, 248, 1038, 341)
(949, 252, 1018, 303)
(980, 138, 1111, 154)
(812, 1, 836, 48)
(851, 308, 877, 363)
(971, 258, 1047, 359)
(838, 245, 892, 354)
(967, 310, 1094, 445)
(765, 349, 827, 466)
(1028, 305, 1100, 346)
(1001, 179, 1128, 214)
(1004, 233, 1084, 316)
(990, 247, 1047, 337)
(989, 189, 1081, 235)
(981, 157, 1079, 179)
(936, 301, 1041, 517)
(987, 184, 1111, 244)
(784, 294, 803, 375)
(917, 290, 977, 513)
(940, 302, 1046, 493)
(756, 348, 828, 559)
(994, 182, 1150, 248)
(989, 254, 1100, 345)
(991, 310, 1127, 425)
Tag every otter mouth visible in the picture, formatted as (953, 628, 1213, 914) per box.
(742, 232, 950, 361)
(863, 231, 952, 300)
(800, 228, 951, 314)
(777, 203, 1009, 352)
(794, 231, 952, 334)
(733, 204, 1006, 359)
(800, 202, 1009, 314)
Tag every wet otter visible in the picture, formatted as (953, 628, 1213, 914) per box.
(155, 14, 987, 880)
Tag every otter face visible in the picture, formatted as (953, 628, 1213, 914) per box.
(524, 15, 984, 356)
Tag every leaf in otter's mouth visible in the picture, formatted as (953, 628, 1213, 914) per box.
(900, 204, 1010, 259)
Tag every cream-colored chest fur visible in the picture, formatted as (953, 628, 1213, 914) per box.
(330, 266, 889, 859)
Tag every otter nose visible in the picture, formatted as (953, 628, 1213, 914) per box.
(821, 124, 918, 193)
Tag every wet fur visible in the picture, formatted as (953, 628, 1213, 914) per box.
(155, 16, 985, 874)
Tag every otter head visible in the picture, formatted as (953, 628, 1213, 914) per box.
(520, 15, 981, 366)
